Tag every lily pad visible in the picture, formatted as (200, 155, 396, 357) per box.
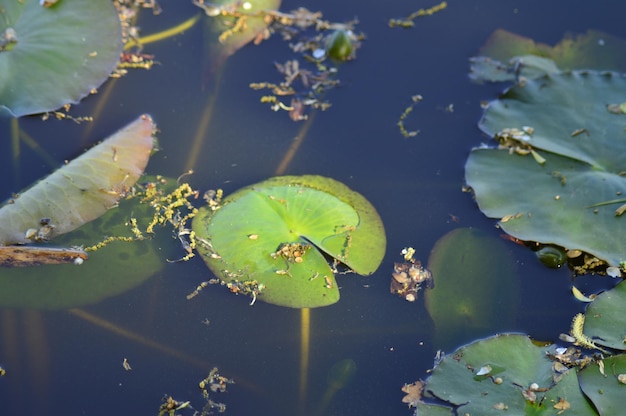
(0, 0, 122, 117)
(465, 70, 626, 267)
(425, 228, 518, 350)
(579, 354, 626, 415)
(421, 334, 597, 416)
(581, 281, 626, 351)
(192, 175, 386, 308)
(0, 115, 155, 246)
(0, 192, 165, 309)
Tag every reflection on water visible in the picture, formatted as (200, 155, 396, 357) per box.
(1, 0, 625, 414)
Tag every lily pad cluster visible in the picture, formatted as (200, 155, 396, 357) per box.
(0, 0, 122, 117)
(411, 281, 626, 415)
(465, 69, 626, 268)
(192, 175, 386, 308)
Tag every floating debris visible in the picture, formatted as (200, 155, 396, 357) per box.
(475, 364, 493, 376)
(159, 367, 233, 416)
(571, 286, 596, 303)
(388, 1, 447, 28)
(569, 313, 609, 353)
(198, 367, 234, 414)
(244, 8, 364, 120)
(401, 380, 424, 408)
(390, 247, 433, 302)
(396, 95, 422, 138)
(158, 395, 191, 416)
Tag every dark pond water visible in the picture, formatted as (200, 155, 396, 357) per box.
(1, 1, 625, 415)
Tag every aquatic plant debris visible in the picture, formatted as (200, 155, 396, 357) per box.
(246, 7, 364, 120)
(390, 246, 432, 302)
(159, 367, 233, 415)
(0, 0, 123, 117)
(396, 94, 423, 137)
(388, 1, 447, 28)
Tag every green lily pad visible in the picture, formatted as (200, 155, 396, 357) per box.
(579, 354, 626, 415)
(465, 70, 626, 267)
(425, 228, 519, 350)
(0, 0, 122, 117)
(192, 175, 386, 308)
(421, 334, 597, 416)
(581, 281, 626, 351)
(0, 115, 155, 246)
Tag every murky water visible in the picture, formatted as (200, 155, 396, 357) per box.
(1, 1, 625, 414)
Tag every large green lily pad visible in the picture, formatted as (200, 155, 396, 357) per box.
(421, 334, 598, 415)
(465, 70, 626, 267)
(0, 0, 122, 117)
(425, 228, 518, 350)
(192, 175, 386, 308)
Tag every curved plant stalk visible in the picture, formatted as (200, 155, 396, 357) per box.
(123, 14, 201, 50)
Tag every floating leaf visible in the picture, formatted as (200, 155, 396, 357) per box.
(466, 70, 626, 266)
(580, 281, 626, 351)
(0, 0, 122, 117)
(0, 189, 166, 309)
(0, 115, 155, 247)
(579, 354, 626, 415)
(192, 175, 386, 308)
(420, 334, 597, 416)
(425, 228, 518, 350)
